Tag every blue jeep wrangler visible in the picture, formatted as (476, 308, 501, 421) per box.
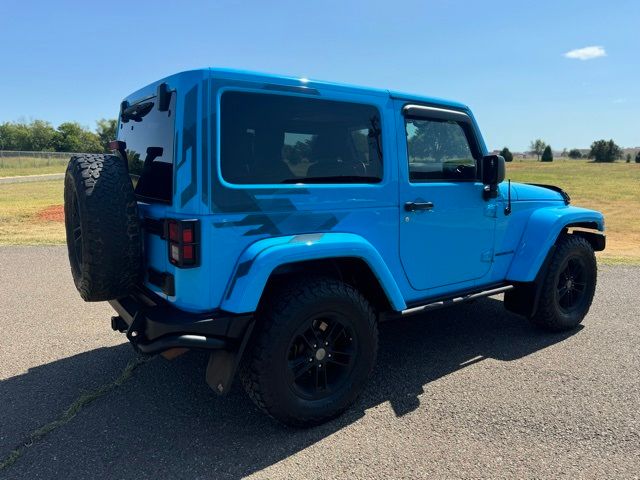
(64, 69, 605, 426)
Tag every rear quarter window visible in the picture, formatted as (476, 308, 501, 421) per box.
(220, 91, 383, 185)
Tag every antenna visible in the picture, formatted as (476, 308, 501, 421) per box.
(504, 179, 512, 216)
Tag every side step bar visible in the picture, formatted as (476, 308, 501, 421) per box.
(399, 285, 514, 317)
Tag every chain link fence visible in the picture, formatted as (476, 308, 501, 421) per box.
(0, 151, 73, 169)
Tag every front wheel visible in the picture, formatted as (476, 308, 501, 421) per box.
(530, 235, 597, 332)
(241, 277, 378, 427)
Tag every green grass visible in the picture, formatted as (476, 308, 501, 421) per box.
(0, 156, 68, 177)
(507, 158, 640, 264)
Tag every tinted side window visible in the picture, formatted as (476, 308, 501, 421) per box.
(406, 118, 477, 182)
(220, 92, 383, 184)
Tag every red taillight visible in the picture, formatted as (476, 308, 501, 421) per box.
(169, 222, 179, 242)
(166, 219, 199, 268)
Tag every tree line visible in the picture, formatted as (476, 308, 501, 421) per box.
(500, 138, 639, 163)
(3, 118, 638, 164)
(0, 119, 117, 153)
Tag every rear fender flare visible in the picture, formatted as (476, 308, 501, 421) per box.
(220, 233, 406, 314)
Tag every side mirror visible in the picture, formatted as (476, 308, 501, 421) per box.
(481, 155, 505, 199)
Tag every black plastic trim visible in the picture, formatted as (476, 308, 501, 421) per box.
(108, 289, 253, 353)
(137, 335, 226, 354)
(143, 217, 166, 239)
(571, 230, 606, 251)
(527, 183, 571, 204)
(392, 282, 511, 317)
(147, 268, 175, 296)
(402, 104, 471, 122)
(504, 245, 557, 318)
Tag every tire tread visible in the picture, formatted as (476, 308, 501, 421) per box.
(64, 154, 142, 301)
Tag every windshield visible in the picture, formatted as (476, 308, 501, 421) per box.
(118, 92, 176, 203)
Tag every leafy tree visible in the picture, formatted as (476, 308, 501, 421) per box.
(126, 149, 143, 175)
(541, 145, 553, 162)
(636, 151, 640, 163)
(53, 122, 103, 153)
(408, 120, 470, 161)
(282, 139, 312, 166)
(626, 153, 631, 163)
(0, 122, 31, 150)
(29, 120, 57, 151)
(500, 147, 513, 162)
(96, 118, 118, 152)
(0, 119, 107, 153)
(529, 139, 546, 161)
(568, 148, 582, 159)
(588, 139, 622, 163)
(0, 120, 55, 150)
(0, 122, 17, 150)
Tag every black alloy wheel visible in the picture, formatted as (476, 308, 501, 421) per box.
(556, 256, 589, 313)
(287, 313, 357, 400)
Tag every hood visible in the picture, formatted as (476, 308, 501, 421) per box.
(511, 183, 568, 203)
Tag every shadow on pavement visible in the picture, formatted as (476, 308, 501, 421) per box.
(0, 298, 580, 478)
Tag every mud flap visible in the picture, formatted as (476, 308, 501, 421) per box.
(205, 321, 254, 395)
(505, 245, 556, 318)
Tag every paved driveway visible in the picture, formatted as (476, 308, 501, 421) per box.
(1, 246, 638, 479)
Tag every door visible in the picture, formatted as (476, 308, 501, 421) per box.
(397, 102, 497, 291)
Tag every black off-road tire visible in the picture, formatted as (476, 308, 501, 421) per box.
(64, 154, 142, 301)
(529, 235, 597, 332)
(241, 277, 378, 427)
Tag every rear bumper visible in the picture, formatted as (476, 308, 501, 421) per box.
(108, 289, 254, 355)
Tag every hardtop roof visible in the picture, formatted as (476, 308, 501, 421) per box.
(124, 68, 471, 112)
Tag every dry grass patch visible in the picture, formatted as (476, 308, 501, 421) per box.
(0, 180, 65, 245)
(507, 160, 640, 264)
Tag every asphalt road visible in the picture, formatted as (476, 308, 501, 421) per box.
(1, 246, 638, 479)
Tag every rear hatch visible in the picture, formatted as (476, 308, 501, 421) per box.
(117, 89, 176, 298)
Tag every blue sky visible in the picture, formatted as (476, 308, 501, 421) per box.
(0, 0, 637, 151)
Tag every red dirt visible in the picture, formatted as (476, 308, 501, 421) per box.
(37, 204, 64, 222)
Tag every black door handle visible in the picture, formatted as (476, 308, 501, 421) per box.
(404, 201, 434, 212)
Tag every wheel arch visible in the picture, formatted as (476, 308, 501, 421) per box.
(220, 233, 407, 314)
(263, 257, 394, 314)
(505, 215, 603, 319)
(506, 205, 604, 283)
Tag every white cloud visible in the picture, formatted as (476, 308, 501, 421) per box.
(564, 46, 606, 60)
(612, 98, 627, 104)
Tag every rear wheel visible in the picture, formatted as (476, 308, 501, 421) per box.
(241, 277, 378, 427)
(529, 235, 597, 331)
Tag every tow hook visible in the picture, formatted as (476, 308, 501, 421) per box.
(111, 315, 128, 333)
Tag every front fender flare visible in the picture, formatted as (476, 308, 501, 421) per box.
(506, 205, 604, 282)
(220, 233, 407, 314)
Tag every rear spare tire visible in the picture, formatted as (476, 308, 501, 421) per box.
(64, 154, 142, 301)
